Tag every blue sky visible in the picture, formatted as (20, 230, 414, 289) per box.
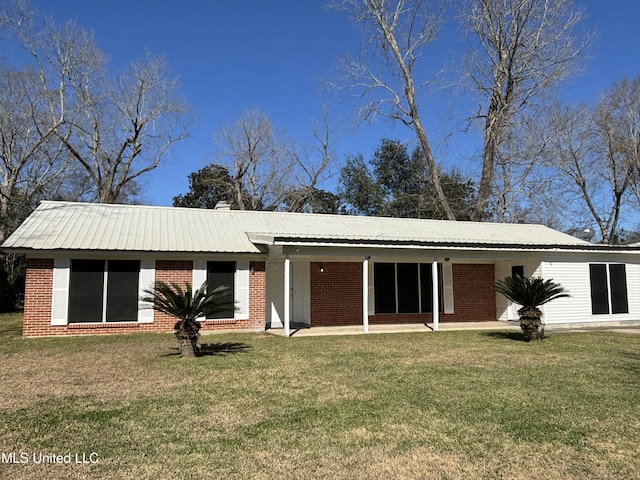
(13, 1, 640, 206)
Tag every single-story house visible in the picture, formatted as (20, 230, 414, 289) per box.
(2, 200, 639, 337)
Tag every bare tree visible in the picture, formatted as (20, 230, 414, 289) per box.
(216, 109, 292, 210)
(460, 0, 591, 221)
(215, 108, 337, 212)
(0, 63, 68, 241)
(543, 78, 640, 244)
(4, 2, 187, 204)
(285, 107, 337, 212)
(329, 0, 456, 220)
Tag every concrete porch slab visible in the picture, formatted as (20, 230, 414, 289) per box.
(267, 321, 521, 337)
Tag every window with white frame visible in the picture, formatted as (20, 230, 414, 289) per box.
(68, 259, 140, 323)
(206, 261, 235, 319)
(192, 260, 250, 321)
(589, 263, 628, 315)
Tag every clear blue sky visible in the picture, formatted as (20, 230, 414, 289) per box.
(13, 1, 640, 206)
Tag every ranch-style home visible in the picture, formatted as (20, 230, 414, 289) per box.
(2, 200, 639, 337)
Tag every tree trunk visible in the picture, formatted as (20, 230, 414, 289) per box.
(176, 330, 197, 357)
(518, 307, 543, 342)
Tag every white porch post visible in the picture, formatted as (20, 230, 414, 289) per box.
(362, 256, 369, 333)
(284, 255, 291, 337)
(432, 258, 439, 331)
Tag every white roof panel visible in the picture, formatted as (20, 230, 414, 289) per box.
(1, 201, 600, 254)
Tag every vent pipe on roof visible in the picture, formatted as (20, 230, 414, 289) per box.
(214, 201, 232, 211)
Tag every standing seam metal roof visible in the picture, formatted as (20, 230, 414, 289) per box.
(1, 200, 600, 253)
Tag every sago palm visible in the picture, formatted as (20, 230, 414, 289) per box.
(494, 275, 569, 341)
(142, 281, 234, 357)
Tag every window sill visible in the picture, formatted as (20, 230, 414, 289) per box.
(202, 318, 238, 324)
(67, 322, 139, 329)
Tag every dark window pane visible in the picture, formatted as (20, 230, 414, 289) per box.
(207, 261, 235, 319)
(374, 263, 396, 313)
(68, 260, 104, 323)
(419, 263, 443, 313)
(609, 264, 628, 314)
(511, 265, 524, 277)
(589, 264, 609, 315)
(106, 260, 140, 322)
(397, 263, 419, 313)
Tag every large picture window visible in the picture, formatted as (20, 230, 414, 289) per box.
(589, 263, 628, 315)
(374, 262, 443, 314)
(68, 259, 140, 323)
(207, 261, 235, 319)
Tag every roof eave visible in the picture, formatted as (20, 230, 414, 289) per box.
(269, 237, 639, 253)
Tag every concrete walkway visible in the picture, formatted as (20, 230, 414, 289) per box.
(267, 320, 640, 337)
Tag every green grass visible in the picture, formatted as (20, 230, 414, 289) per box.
(0, 313, 639, 479)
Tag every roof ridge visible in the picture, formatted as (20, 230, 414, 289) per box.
(39, 200, 553, 229)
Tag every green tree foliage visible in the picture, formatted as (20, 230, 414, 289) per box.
(339, 140, 475, 219)
(338, 154, 383, 216)
(141, 281, 234, 357)
(494, 275, 570, 310)
(283, 187, 340, 214)
(173, 164, 236, 209)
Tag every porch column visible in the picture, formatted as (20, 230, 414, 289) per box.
(284, 255, 291, 337)
(362, 256, 369, 333)
(432, 258, 439, 331)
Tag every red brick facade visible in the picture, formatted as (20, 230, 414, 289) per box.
(310, 262, 363, 326)
(449, 264, 497, 322)
(22, 258, 54, 337)
(21, 258, 496, 337)
(21, 258, 267, 337)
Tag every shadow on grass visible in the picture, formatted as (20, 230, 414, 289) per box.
(197, 342, 252, 357)
(160, 342, 252, 358)
(482, 331, 527, 342)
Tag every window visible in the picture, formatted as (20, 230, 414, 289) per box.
(68, 259, 140, 323)
(511, 265, 524, 277)
(589, 263, 628, 315)
(374, 262, 443, 314)
(206, 261, 235, 319)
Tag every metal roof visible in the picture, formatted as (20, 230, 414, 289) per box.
(0, 201, 611, 254)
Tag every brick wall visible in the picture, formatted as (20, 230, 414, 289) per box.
(22, 258, 54, 337)
(310, 262, 363, 326)
(152, 260, 194, 331)
(448, 263, 496, 321)
(21, 257, 267, 337)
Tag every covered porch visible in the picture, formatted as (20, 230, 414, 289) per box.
(262, 242, 542, 337)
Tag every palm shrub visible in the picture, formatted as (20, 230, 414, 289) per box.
(141, 281, 235, 357)
(494, 275, 569, 341)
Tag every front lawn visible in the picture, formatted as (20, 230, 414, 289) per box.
(0, 313, 638, 479)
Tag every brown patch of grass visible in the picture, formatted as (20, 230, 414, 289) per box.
(1, 314, 639, 479)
